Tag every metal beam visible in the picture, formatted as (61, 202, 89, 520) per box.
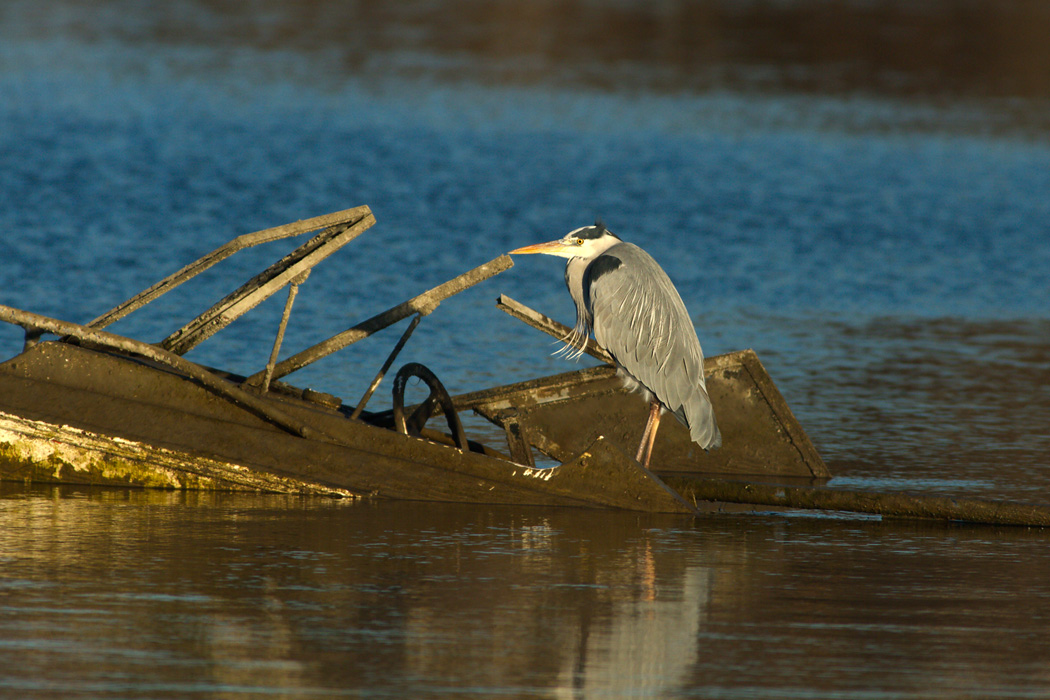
(244, 255, 514, 385)
(0, 304, 327, 441)
(161, 211, 375, 355)
(496, 294, 614, 364)
(89, 206, 373, 330)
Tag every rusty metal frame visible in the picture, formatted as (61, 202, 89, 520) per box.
(0, 207, 514, 434)
(241, 255, 514, 386)
(89, 206, 374, 332)
(160, 209, 376, 355)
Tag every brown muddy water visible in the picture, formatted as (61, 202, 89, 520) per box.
(3, 485, 1050, 699)
(2, 0, 1050, 697)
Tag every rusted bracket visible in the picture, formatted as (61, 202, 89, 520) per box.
(161, 210, 375, 355)
(244, 255, 514, 386)
(502, 414, 536, 467)
(88, 206, 373, 330)
(22, 326, 46, 352)
(475, 407, 536, 467)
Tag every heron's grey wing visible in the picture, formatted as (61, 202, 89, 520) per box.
(585, 243, 721, 449)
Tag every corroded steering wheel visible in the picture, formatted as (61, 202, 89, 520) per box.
(391, 362, 468, 451)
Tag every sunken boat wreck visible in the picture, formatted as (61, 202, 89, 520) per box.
(9, 205, 1047, 526)
(0, 206, 833, 515)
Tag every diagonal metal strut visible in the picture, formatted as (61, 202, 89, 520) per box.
(243, 255, 514, 386)
(161, 210, 375, 355)
(89, 206, 373, 331)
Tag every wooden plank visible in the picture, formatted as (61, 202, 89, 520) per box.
(496, 294, 614, 364)
(0, 410, 355, 495)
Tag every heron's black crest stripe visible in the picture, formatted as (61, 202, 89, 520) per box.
(576, 225, 606, 240)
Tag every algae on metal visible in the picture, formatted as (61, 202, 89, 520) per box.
(0, 411, 353, 495)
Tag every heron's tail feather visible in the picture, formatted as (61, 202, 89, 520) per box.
(670, 385, 721, 451)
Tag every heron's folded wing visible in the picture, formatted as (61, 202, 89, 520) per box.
(586, 243, 719, 447)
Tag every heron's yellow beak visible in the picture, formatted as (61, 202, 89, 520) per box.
(508, 240, 573, 256)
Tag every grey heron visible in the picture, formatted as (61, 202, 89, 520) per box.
(510, 222, 720, 469)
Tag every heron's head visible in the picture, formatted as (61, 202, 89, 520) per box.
(509, 221, 621, 260)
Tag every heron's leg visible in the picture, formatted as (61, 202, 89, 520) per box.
(636, 400, 663, 468)
(636, 405, 655, 462)
(642, 404, 663, 469)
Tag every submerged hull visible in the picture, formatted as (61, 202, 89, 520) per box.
(0, 207, 827, 514)
(0, 342, 695, 512)
(454, 349, 829, 480)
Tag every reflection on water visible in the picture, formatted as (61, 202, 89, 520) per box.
(8, 0, 1050, 102)
(3, 485, 1050, 698)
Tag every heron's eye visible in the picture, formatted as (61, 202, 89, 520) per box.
(573, 239, 583, 246)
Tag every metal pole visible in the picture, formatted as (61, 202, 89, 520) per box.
(258, 273, 308, 394)
(350, 313, 424, 420)
(244, 254, 513, 385)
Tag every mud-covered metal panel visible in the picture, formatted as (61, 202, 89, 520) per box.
(467, 350, 829, 478)
(0, 343, 695, 511)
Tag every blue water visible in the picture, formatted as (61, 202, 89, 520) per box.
(2, 3, 1050, 698)
(3, 29, 1048, 499)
